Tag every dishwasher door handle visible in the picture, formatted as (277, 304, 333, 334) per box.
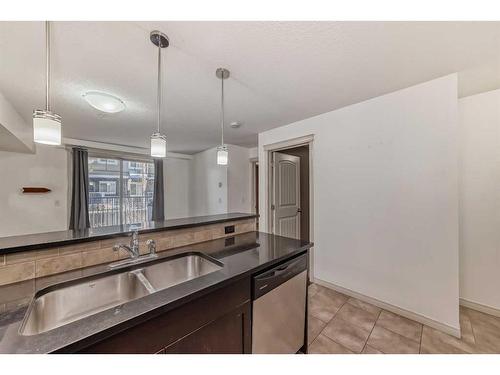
(255, 267, 294, 282)
(255, 257, 305, 279)
(253, 254, 307, 299)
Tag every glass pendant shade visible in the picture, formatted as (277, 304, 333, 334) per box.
(216, 144, 228, 165)
(33, 110, 62, 145)
(150, 133, 167, 158)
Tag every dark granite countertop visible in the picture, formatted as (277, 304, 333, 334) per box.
(0, 231, 311, 353)
(0, 212, 257, 255)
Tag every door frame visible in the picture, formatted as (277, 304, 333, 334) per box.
(250, 157, 258, 215)
(263, 134, 315, 278)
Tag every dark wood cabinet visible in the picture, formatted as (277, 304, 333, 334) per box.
(77, 277, 251, 354)
(164, 302, 251, 354)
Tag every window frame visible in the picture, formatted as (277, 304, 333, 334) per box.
(88, 152, 156, 228)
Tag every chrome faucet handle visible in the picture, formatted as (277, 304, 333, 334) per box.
(130, 230, 139, 247)
(146, 239, 157, 256)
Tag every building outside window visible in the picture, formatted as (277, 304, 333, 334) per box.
(96, 158, 118, 166)
(88, 156, 155, 228)
(128, 161, 142, 171)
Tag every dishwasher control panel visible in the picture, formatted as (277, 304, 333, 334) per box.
(252, 254, 307, 299)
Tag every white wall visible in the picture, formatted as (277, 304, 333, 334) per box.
(164, 158, 192, 219)
(459, 89, 500, 310)
(227, 144, 252, 213)
(0, 145, 69, 237)
(0, 89, 34, 153)
(190, 147, 228, 216)
(258, 75, 460, 332)
(189, 144, 253, 216)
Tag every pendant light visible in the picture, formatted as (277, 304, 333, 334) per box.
(150, 31, 169, 158)
(33, 21, 62, 145)
(216, 68, 230, 165)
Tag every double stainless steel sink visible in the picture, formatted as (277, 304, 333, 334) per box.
(20, 253, 223, 336)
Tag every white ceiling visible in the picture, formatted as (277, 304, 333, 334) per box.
(0, 21, 499, 154)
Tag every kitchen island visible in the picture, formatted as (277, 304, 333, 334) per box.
(0, 231, 312, 353)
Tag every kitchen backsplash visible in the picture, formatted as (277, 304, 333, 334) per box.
(0, 218, 256, 286)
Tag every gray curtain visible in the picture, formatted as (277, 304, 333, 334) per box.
(152, 159, 165, 222)
(69, 148, 90, 230)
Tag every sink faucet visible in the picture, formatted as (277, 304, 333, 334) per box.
(109, 231, 158, 269)
(113, 230, 140, 259)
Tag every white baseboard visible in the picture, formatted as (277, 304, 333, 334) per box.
(460, 298, 500, 318)
(313, 277, 461, 339)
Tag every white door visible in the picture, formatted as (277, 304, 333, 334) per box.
(272, 152, 300, 239)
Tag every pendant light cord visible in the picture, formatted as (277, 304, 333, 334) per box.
(157, 39, 162, 134)
(220, 73, 225, 145)
(46, 20, 51, 112)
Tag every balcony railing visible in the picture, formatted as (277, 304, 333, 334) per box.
(89, 194, 153, 228)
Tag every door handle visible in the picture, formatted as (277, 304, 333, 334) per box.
(297, 208, 302, 213)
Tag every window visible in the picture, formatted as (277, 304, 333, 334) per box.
(129, 182, 143, 196)
(98, 181, 116, 194)
(88, 156, 155, 228)
(96, 158, 118, 166)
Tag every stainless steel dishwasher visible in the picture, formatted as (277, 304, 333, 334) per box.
(252, 254, 308, 354)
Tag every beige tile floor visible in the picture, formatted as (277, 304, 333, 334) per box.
(307, 283, 500, 354)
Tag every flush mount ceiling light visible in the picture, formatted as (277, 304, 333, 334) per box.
(149, 30, 169, 158)
(83, 91, 125, 113)
(33, 21, 62, 146)
(216, 68, 230, 165)
(230, 121, 242, 129)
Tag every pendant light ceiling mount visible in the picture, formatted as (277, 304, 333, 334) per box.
(216, 68, 230, 80)
(150, 31, 169, 48)
(149, 30, 169, 158)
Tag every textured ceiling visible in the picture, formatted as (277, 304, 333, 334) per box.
(0, 21, 499, 153)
